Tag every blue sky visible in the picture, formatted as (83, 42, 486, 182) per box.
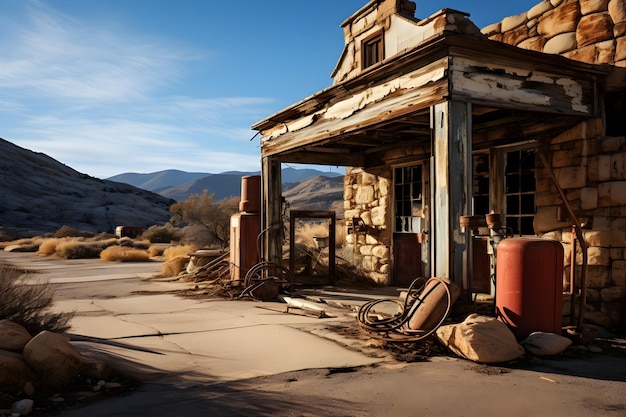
(1, 0, 540, 179)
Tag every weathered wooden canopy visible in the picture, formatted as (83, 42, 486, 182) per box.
(251, 8, 613, 288)
(253, 30, 609, 171)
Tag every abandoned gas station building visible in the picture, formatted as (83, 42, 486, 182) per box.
(251, 0, 626, 329)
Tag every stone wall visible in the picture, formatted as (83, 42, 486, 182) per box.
(482, 0, 626, 67)
(482, 0, 626, 329)
(343, 167, 392, 284)
(535, 118, 626, 328)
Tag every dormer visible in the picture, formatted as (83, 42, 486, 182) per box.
(331, 0, 481, 84)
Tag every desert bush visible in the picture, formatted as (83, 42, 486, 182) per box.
(294, 221, 344, 249)
(170, 193, 239, 248)
(162, 244, 198, 261)
(161, 256, 190, 277)
(131, 240, 152, 250)
(55, 241, 102, 259)
(143, 224, 183, 243)
(0, 262, 73, 334)
(100, 246, 150, 262)
(53, 225, 94, 238)
(148, 245, 167, 257)
(38, 238, 64, 256)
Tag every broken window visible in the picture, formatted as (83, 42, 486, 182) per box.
(504, 148, 536, 236)
(394, 165, 424, 233)
(362, 31, 383, 69)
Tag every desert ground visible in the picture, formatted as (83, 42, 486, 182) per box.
(2, 250, 625, 417)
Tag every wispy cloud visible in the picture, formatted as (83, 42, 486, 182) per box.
(0, 1, 274, 178)
(0, 1, 189, 102)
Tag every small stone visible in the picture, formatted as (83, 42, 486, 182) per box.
(587, 344, 603, 353)
(10, 399, 33, 416)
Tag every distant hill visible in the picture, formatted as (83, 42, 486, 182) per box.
(107, 170, 210, 191)
(282, 175, 345, 216)
(109, 167, 344, 203)
(0, 138, 175, 238)
(155, 173, 245, 202)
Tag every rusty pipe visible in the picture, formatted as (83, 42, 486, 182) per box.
(538, 153, 588, 334)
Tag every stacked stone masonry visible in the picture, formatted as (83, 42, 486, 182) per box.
(538, 117, 626, 329)
(482, 0, 626, 67)
(343, 167, 392, 284)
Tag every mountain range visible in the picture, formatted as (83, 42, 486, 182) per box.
(0, 138, 344, 238)
(107, 168, 343, 202)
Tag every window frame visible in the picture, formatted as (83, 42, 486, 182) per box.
(361, 30, 384, 70)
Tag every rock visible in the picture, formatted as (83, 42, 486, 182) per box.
(0, 350, 36, 397)
(521, 331, 573, 356)
(0, 320, 32, 352)
(576, 12, 615, 47)
(22, 331, 87, 388)
(580, 0, 609, 15)
(543, 32, 578, 54)
(435, 314, 525, 364)
(11, 399, 33, 416)
(538, 1, 581, 38)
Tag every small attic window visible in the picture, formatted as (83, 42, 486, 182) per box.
(362, 31, 383, 70)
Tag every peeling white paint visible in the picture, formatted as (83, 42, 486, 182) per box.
(327, 61, 447, 120)
(557, 77, 588, 113)
(451, 70, 552, 106)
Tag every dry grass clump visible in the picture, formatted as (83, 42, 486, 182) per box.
(0, 236, 44, 251)
(0, 262, 73, 334)
(162, 244, 197, 261)
(157, 244, 197, 276)
(294, 222, 345, 248)
(37, 238, 66, 256)
(100, 246, 151, 262)
(161, 256, 190, 277)
(55, 240, 103, 259)
(147, 245, 168, 257)
(52, 225, 94, 238)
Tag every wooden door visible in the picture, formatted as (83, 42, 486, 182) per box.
(393, 232, 423, 287)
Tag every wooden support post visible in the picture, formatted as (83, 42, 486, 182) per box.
(261, 156, 283, 266)
(431, 101, 472, 295)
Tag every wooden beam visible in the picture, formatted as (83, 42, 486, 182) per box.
(432, 101, 472, 294)
(261, 156, 283, 266)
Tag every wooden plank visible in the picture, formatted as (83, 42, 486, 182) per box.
(449, 56, 596, 116)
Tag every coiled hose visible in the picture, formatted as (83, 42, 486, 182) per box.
(357, 277, 453, 342)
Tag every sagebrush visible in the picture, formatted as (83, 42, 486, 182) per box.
(0, 262, 73, 335)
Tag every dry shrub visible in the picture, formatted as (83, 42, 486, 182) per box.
(38, 238, 64, 256)
(100, 246, 150, 262)
(161, 256, 189, 277)
(0, 262, 73, 334)
(148, 245, 167, 257)
(295, 221, 344, 248)
(55, 240, 102, 259)
(0, 236, 44, 252)
(53, 225, 94, 238)
(162, 244, 197, 261)
(131, 240, 152, 250)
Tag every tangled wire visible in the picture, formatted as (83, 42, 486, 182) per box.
(356, 277, 454, 342)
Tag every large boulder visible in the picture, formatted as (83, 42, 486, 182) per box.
(22, 331, 87, 388)
(0, 320, 32, 352)
(0, 350, 36, 401)
(436, 314, 525, 363)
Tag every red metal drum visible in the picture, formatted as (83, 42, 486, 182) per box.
(495, 237, 564, 340)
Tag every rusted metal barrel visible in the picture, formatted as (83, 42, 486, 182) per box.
(496, 237, 564, 340)
(239, 175, 261, 213)
(408, 277, 461, 331)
